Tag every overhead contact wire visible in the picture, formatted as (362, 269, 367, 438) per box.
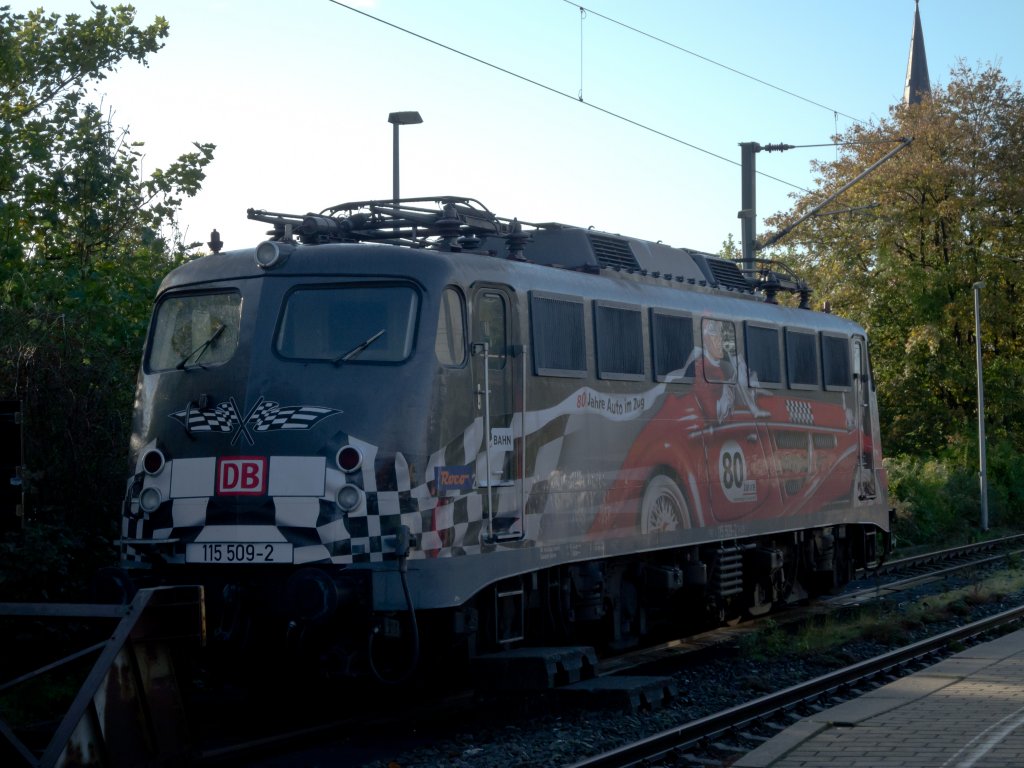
(562, 1, 866, 126)
(328, 0, 806, 191)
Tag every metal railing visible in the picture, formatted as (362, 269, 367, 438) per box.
(0, 586, 205, 768)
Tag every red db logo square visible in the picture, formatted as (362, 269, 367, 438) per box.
(216, 457, 267, 495)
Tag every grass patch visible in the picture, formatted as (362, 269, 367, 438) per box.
(739, 567, 1024, 660)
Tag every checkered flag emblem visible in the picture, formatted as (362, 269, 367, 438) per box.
(247, 401, 340, 432)
(785, 400, 814, 424)
(170, 400, 239, 433)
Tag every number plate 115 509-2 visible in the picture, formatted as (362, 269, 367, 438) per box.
(185, 542, 294, 564)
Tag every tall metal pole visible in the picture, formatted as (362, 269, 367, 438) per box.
(738, 142, 759, 274)
(973, 281, 989, 531)
(387, 111, 422, 206)
(391, 121, 400, 204)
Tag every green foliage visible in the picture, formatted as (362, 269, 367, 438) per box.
(761, 63, 1024, 545)
(765, 64, 1024, 459)
(887, 453, 976, 546)
(887, 437, 1024, 547)
(0, 5, 214, 581)
(0, 519, 113, 601)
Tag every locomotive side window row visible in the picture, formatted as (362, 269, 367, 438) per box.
(525, 291, 857, 393)
(745, 324, 852, 392)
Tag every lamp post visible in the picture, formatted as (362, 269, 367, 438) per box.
(974, 281, 989, 532)
(387, 111, 422, 206)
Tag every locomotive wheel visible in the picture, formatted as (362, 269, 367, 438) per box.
(640, 474, 690, 533)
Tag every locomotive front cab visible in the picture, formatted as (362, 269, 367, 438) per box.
(117, 241, 446, 654)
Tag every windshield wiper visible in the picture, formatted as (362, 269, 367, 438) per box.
(176, 324, 225, 370)
(333, 329, 385, 365)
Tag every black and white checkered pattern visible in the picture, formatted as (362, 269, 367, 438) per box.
(785, 399, 814, 424)
(126, 385, 668, 566)
(249, 402, 340, 432)
(121, 432, 488, 565)
(170, 400, 239, 433)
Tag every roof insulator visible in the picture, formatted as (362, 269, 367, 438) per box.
(435, 204, 462, 249)
(506, 218, 530, 261)
(459, 233, 482, 250)
(208, 229, 223, 254)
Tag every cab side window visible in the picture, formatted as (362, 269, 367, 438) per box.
(435, 287, 466, 366)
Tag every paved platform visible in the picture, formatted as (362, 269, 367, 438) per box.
(736, 628, 1024, 767)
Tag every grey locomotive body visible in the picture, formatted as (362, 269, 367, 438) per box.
(116, 197, 890, 677)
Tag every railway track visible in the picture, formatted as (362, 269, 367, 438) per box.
(857, 532, 1024, 583)
(6, 535, 1023, 767)
(562, 605, 1024, 768)
(191, 535, 1024, 766)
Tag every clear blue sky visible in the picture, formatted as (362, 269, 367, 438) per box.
(11, 1, 1024, 253)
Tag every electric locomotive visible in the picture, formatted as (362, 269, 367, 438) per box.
(113, 196, 890, 677)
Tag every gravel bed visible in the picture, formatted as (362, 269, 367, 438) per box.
(353, 573, 1024, 768)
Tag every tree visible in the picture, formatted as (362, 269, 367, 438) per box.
(0, 4, 214, 583)
(764, 63, 1024, 460)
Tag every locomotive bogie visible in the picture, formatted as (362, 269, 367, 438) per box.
(117, 197, 890, 677)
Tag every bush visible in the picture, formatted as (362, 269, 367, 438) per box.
(886, 437, 1024, 550)
(0, 518, 115, 602)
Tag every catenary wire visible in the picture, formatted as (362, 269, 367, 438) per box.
(561, 1, 866, 126)
(327, 0, 809, 192)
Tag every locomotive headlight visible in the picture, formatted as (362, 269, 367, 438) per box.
(254, 241, 292, 270)
(139, 487, 162, 513)
(337, 445, 363, 473)
(143, 448, 166, 475)
(336, 484, 363, 512)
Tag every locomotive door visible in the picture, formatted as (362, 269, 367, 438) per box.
(699, 318, 779, 522)
(471, 286, 523, 542)
(853, 337, 878, 501)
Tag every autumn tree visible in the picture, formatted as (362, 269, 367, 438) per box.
(0, 4, 214, 594)
(765, 63, 1024, 456)
(760, 63, 1024, 537)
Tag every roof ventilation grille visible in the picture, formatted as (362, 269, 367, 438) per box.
(705, 257, 754, 292)
(589, 233, 640, 270)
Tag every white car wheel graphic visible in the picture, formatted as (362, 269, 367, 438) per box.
(640, 474, 690, 533)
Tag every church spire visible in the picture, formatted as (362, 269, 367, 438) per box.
(903, 0, 931, 105)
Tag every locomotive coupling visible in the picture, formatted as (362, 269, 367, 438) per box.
(283, 567, 353, 624)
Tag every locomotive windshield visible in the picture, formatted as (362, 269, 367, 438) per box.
(275, 283, 419, 363)
(147, 290, 242, 372)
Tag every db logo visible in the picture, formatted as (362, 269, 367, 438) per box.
(217, 457, 267, 495)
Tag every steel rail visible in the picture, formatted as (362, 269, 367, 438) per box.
(563, 604, 1024, 768)
(859, 533, 1024, 580)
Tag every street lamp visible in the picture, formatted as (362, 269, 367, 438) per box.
(388, 111, 422, 205)
(974, 281, 989, 532)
